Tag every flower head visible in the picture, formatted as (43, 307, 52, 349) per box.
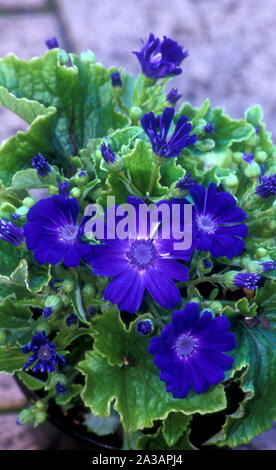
(100, 142, 117, 166)
(45, 37, 59, 49)
(175, 173, 196, 192)
(261, 261, 276, 272)
(233, 273, 260, 290)
(243, 152, 254, 164)
(56, 382, 67, 396)
(189, 183, 248, 259)
(32, 153, 51, 177)
(166, 88, 182, 105)
(141, 107, 197, 158)
(22, 331, 65, 374)
(58, 181, 70, 198)
(0, 219, 24, 246)
(87, 196, 192, 313)
(24, 195, 93, 268)
(255, 164, 276, 198)
(110, 71, 123, 87)
(133, 33, 188, 79)
(149, 302, 235, 398)
(204, 123, 215, 133)
(42, 307, 52, 319)
(136, 319, 153, 335)
(66, 313, 78, 327)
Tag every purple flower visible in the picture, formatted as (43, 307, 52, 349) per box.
(24, 195, 93, 268)
(45, 37, 59, 49)
(255, 164, 276, 199)
(243, 152, 254, 164)
(141, 107, 197, 158)
(233, 273, 260, 290)
(0, 219, 24, 246)
(100, 142, 117, 165)
(261, 261, 276, 272)
(149, 302, 235, 398)
(175, 173, 196, 192)
(204, 123, 215, 133)
(11, 213, 20, 220)
(133, 33, 188, 79)
(42, 307, 52, 319)
(203, 258, 213, 270)
(136, 319, 152, 335)
(189, 183, 248, 259)
(166, 88, 182, 105)
(22, 331, 65, 374)
(32, 153, 51, 177)
(87, 196, 192, 314)
(56, 382, 66, 396)
(110, 71, 123, 87)
(58, 181, 70, 198)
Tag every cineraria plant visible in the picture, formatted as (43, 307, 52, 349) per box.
(0, 33, 275, 450)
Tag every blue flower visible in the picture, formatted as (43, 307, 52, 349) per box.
(255, 164, 276, 198)
(261, 261, 276, 272)
(66, 313, 78, 327)
(204, 123, 214, 133)
(175, 173, 196, 192)
(56, 382, 67, 396)
(45, 37, 59, 49)
(233, 273, 260, 290)
(0, 219, 24, 246)
(42, 307, 52, 319)
(243, 152, 254, 164)
(136, 319, 153, 335)
(87, 196, 192, 313)
(110, 71, 123, 87)
(166, 88, 182, 105)
(133, 33, 188, 79)
(189, 183, 248, 259)
(22, 331, 65, 374)
(148, 302, 235, 399)
(141, 107, 197, 158)
(32, 153, 51, 177)
(58, 181, 70, 198)
(24, 195, 93, 268)
(100, 142, 117, 165)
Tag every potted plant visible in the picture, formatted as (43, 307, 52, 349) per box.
(0, 33, 275, 451)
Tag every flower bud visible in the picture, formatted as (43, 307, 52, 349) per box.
(129, 106, 143, 121)
(224, 174, 238, 188)
(17, 408, 34, 425)
(74, 171, 89, 187)
(70, 187, 81, 199)
(22, 197, 36, 208)
(255, 150, 267, 163)
(246, 133, 259, 147)
(255, 247, 268, 259)
(193, 119, 207, 135)
(136, 319, 153, 335)
(244, 161, 261, 178)
(62, 278, 76, 294)
(59, 49, 69, 66)
(80, 50, 96, 63)
(45, 295, 62, 313)
(208, 301, 223, 314)
(82, 284, 96, 300)
(61, 293, 71, 307)
(232, 152, 243, 163)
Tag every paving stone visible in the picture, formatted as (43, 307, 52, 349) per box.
(57, 0, 276, 138)
(0, 374, 26, 409)
(0, 0, 46, 8)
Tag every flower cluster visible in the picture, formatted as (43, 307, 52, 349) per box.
(22, 331, 65, 374)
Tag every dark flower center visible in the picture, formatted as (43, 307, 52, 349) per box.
(175, 334, 197, 358)
(60, 224, 78, 243)
(37, 344, 52, 361)
(196, 215, 216, 234)
(127, 239, 157, 270)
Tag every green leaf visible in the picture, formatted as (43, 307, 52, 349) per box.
(191, 98, 210, 127)
(245, 105, 276, 166)
(9, 168, 50, 191)
(0, 347, 26, 374)
(208, 281, 276, 447)
(137, 427, 196, 451)
(84, 409, 120, 436)
(0, 297, 32, 329)
(16, 371, 45, 390)
(162, 412, 192, 447)
(160, 159, 185, 188)
(69, 284, 89, 325)
(78, 310, 226, 433)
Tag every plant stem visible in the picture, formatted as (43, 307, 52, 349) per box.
(148, 161, 159, 195)
(118, 172, 144, 199)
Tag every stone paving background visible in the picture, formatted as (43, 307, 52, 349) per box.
(0, 0, 275, 450)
